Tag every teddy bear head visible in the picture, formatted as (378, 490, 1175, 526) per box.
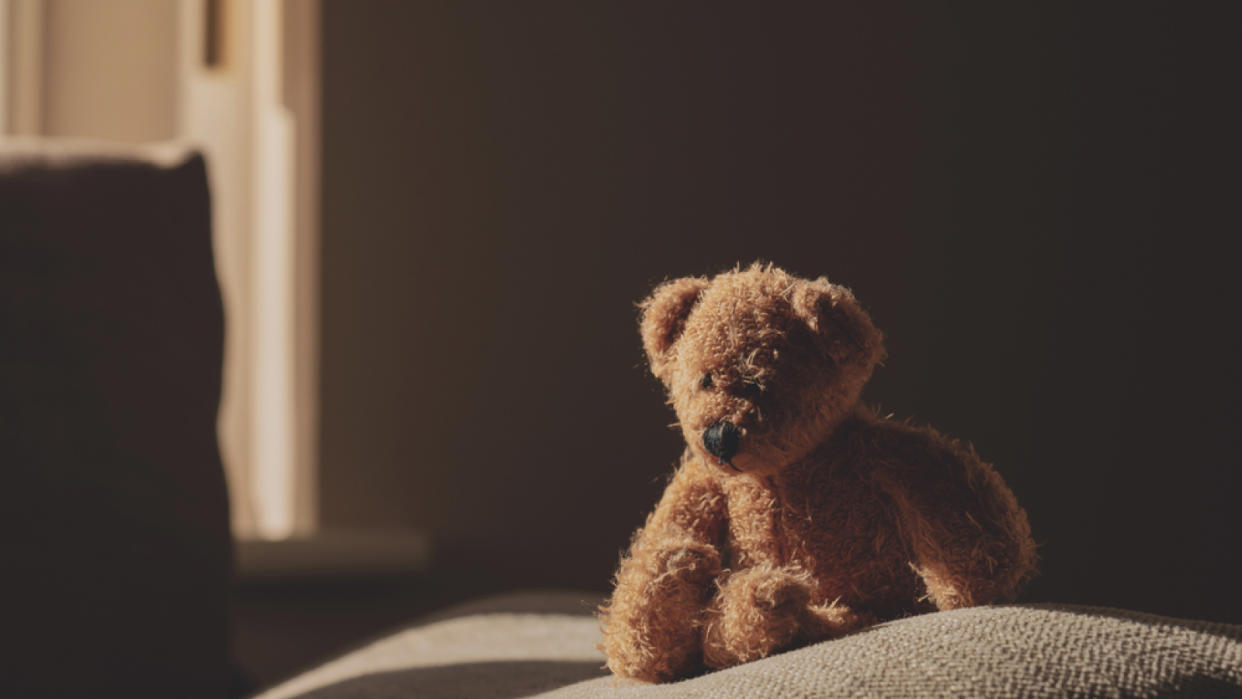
(640, 264, 885, 476)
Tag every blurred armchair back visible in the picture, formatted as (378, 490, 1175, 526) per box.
(0, 141, 232, 698)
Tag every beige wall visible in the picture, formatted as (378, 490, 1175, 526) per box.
(41, 0, 178, 142)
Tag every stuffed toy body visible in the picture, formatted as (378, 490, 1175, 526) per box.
(600, 264, 1037, 683)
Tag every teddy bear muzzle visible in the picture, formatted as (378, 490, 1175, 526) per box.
(703, 420, 741, 469)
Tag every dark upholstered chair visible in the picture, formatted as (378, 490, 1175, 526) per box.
(1, 141, 232, 699)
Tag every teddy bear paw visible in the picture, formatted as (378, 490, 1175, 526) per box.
(701, 565, 816, 668)
(803, 600, 875, 641)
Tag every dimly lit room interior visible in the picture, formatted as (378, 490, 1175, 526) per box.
(2, 1, 1239, 697)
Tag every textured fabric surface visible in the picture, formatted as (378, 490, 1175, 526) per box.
(1, 139, 231, 699)
(257, 595, 1241, 698)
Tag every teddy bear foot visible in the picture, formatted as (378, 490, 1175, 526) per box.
(701, 565, 816, 669)
(802, 600, 875, 642)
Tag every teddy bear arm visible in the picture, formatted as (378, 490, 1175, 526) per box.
(872, 435, 1038, 610)
(600, 464, 727, 681)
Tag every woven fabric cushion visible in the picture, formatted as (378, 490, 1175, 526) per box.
(258, 593, 1241, 698)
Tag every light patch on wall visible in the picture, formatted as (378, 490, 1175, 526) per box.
(251, 0, 298, 539)
(177, 0, 319, 541)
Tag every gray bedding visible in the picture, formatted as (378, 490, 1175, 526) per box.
(257, 592, 1241, 698)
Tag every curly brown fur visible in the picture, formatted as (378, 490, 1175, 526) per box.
(599, 263, 1037, 682)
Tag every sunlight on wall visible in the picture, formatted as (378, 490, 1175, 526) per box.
(251, 0, 298, 539)
(179, 0, 319, 540)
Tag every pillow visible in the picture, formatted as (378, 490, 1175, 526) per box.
(256, 594, 1241, 698)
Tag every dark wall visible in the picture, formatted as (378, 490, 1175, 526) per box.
(320, 2, 1240, 623)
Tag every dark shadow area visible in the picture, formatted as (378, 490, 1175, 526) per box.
(1158, 676, 1242, 699)
(289, 660, 608, 699)
(232, 569, 504, 691)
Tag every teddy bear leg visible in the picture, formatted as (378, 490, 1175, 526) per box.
(600, 542, 721, 682)
(700, 565, 815, 670)
(909, 510, 1038, 610)
(913, 560, 1019, 611)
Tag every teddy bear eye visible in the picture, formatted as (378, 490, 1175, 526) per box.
(699, 372, 714, 389)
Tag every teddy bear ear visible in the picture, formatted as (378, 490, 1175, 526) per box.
(791, 280, 886, 368)
(639, 276, 710, 381)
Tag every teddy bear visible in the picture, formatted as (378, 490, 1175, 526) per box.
(598, 263, 1037, 683)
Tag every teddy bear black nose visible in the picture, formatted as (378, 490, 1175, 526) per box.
(703, 421, 740, 462)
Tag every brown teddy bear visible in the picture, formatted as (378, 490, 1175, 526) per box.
(599, 263, 1037, 683)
